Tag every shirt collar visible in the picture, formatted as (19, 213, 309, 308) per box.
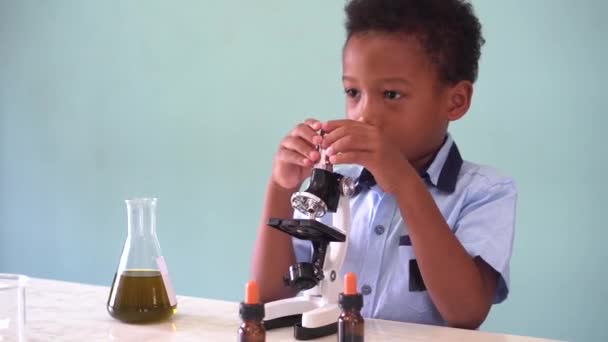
(423, 133, 463, 193)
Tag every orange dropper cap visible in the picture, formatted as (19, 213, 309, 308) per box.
(244, 281, 259, 305)
(344, 272, 357, 295)
(239, 281, 265, 321)
(340, 272, 363, 311)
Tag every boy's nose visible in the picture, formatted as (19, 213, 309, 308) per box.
(358, 102, 382, 127)
(358, 114, 379, 127)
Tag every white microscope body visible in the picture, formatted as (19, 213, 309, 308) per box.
(264, 148, 355, 340)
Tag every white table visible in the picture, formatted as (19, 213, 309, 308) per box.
(23, 278, 555, 341)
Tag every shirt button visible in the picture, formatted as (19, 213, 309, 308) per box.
(374, 225, 385, 235)
(361, 284, 372, 296)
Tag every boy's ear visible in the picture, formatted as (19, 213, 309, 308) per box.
(446, 80, 473, 121)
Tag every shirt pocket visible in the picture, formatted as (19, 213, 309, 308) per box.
(398, 238, 435, 314)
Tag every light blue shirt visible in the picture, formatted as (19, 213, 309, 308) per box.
(293, 134, 517, 326)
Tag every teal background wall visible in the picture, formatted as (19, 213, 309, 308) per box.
(1, 1, 606, 341)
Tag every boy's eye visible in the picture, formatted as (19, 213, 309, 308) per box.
(383, 90, 402, 100)
(345, 88, 360, 98)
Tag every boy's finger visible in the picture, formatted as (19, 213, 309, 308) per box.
(304, 118, 322, 131)
(291, 123, 322, 145)
(323, 123, 369, 149)
(277, 148, 314, 167)
(328, 151, 367, 166)
(321, 119, 356, 132)
(321, 125, 349, 149)
(325, 134, 372, 156)
(282, 136, 320, 162)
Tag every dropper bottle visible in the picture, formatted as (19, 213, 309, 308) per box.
(238, 281, 265, 342)
(338, 272, 364, 342)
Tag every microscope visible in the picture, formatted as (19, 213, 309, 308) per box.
(264, 132, 356, 340)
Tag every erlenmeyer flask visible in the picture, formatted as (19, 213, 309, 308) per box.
(107, 198, 177, 323)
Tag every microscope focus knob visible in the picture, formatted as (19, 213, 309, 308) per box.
(340, 177, 356, 197)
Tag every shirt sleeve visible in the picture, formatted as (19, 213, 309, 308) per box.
(454, 180, 517, 304)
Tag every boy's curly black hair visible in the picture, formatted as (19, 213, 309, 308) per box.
(345, 0, 485, 84)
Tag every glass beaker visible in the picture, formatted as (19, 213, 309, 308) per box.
(0, 274, 29, 342)
(107, 198, 177, 323)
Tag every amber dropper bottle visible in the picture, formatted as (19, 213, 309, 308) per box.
(238, 281, 265, 342)
(338, 272, 364, 342)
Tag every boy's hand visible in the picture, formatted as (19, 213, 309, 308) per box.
(321, 119, 411, 194)
(271, 119, 323, 190)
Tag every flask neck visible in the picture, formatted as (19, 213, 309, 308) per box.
(126, 198, 157, 237)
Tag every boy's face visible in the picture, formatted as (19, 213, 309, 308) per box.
(342, 32, 456, 167)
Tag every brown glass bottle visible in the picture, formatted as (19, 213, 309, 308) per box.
(238, 319, 266, 342)
(338, 272, 364, 342)
(238, 281, 265, 342)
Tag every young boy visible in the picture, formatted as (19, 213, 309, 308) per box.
(251, 0, 516, 329)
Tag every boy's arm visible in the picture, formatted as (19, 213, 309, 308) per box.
(395, 168, 505, 329)
(320, 119, 515, 328)
(250, 179, 300, 303)
(251, 119, 322, 303)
